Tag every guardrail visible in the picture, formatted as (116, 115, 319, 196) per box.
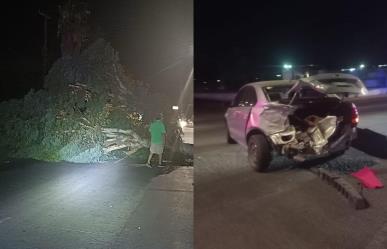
(194, 92, 236, 102)
(349, 94, 387, 106)
(195, 88, 387, 107)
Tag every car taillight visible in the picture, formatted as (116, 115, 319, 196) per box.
(351, 103, 359, 126)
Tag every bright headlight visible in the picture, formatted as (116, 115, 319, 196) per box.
(179, 119, 187, 128)
(361, 87, 368, 95)
(315, 84, 326, 90)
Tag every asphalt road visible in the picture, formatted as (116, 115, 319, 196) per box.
(194, 98, 387, 249)
(0, 160, 192, 249)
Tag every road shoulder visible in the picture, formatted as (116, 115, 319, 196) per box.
(111, 166, 193, 249)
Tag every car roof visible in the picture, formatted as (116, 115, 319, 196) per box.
(242, 72, 362, 90)
(306, 72, 361, 81)
(244, 80, 297, 89)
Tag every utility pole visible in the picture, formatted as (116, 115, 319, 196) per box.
(38, 10, 51, 79)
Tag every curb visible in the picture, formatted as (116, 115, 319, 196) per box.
(310, 168, 369, 210)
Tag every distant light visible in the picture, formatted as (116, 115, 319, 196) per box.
(276, 74, 282, 77)
(179, 119, 187, 128)
(349, 68, 356, 72)
(202, 81, 207, 84)
(216, 79, 221, 82)
(378, 64, 387, 68)
(305, 72, 310, 77)
(283, 64, 292, 70)
(172, 106, 179, 110)
(315, 84, 326, 90)
(359, 64, 365, 69)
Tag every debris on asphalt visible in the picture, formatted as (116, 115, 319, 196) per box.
(351, 167, 384, 189)
(315, 148, 377, 173)
(313, 168, 369, 209)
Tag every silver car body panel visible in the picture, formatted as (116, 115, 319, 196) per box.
(226, 76, 355, 156)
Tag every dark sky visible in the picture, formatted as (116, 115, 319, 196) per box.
(195, 0, 387, 81)
(1, 0, 192, 101)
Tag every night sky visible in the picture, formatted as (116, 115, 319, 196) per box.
(195, 0, 387, 85)
(1, 0, 192, 101)
(3, 1, 387, 98)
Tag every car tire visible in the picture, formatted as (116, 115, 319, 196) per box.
(248, 134, 272, 172)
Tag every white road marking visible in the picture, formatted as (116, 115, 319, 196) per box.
(0, 217, 12, 224)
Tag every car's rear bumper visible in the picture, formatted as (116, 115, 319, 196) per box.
(328, 125, 357, 153)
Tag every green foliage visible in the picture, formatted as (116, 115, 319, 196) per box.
(0, 87, 146, 163)
(0, 39, 156, 163)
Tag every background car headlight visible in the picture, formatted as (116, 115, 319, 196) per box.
(361, 87, 368, 95)
(179, 119, 187, 128)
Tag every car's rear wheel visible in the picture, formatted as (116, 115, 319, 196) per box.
(248, 134, 272, 172)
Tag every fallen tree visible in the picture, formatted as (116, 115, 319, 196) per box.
(0, 38, 151, 163)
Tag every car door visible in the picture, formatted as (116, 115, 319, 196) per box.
(226, 86, 257, 144)
(234, 86, 257, 144)
(225, 88, 245, 142)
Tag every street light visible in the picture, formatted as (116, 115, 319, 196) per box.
(359, 64, 365, 69)
(283, 64, 293, 70)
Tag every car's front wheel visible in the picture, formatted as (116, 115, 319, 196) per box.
(248, 134, 272, 172)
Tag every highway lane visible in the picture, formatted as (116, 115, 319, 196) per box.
(194, 99, 387, 249)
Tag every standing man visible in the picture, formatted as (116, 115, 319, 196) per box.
(146, 114, 166, 167)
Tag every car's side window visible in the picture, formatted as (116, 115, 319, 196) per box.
(239, 88, 249, 107)
(232, 87, 257, 107)
(232, 88, 246, 107)
(246, 86, 257, 106)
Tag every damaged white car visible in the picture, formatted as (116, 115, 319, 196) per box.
(225, 74, 362, 172)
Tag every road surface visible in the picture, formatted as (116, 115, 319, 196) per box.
(0, 160, 192, 249)
(194, 98, 387, 249)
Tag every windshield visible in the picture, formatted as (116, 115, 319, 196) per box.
(263, 85, 293, 102)
(298, 86, 326, 98)
(263, 84, 326, 102)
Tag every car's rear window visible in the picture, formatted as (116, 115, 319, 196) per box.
(263, 84, 326, 102)
(263, 85, 293, 102)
